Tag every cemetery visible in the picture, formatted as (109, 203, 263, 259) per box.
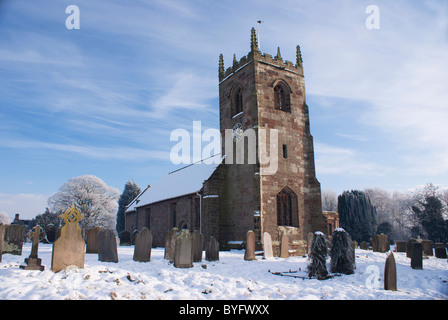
(0, 209, 447, 300)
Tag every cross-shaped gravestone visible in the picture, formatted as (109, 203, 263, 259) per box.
(20, 225, 45, 271)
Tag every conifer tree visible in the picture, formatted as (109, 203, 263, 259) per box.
(307, 231, 329, 280)
(330, 228, 355, 275)
(116, 180, 141, 234)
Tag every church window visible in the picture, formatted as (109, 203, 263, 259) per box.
(169, 202, 177, 228)
(231, 87, 243, 117)
(274, 83, 291, 113)
(282, 144, 288, 159)
(276, 188, 298, 227)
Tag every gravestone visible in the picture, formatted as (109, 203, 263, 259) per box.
(98, 229, 119, 263)
(262, 232, 273, 259)
(384, 251, 397, 291)
(244, 230, 257, 261)
(20, 226, 45, 271)
(44, 224, 59, 243)
(360, 241, 369, 250)
(86, 226, 101, 253)
(434, 243, 447, 259)
(280, 233, 289, 258)
(119, 231, 131, 246)
(371, 234, 379, 252)
(395, 241, 406, 252)
(406, 239, 417, 258)
(133, 227, 153, 262)
(410, 242, 423, 270)
(174, 229, 193, 268)
(421, 240, 433, 256)
(192, 231, 204, 262)
(378, 233, 389, 253)
(164, 227, 179, 261)
(131, 230, 138, 245)
(0, 224, 4, 262)
(205, 236, 219, 262)
(51, 204, 85, 273)
(3, 224, 26, 255)
(307, 232, 314, 255)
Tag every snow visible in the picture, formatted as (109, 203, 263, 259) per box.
(1, 243, 447, 300)
(127, 154, 221, 212)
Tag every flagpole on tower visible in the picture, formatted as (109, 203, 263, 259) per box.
(257, 20, 263, 51)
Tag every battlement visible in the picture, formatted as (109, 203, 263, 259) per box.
(219, 28, 304, 82)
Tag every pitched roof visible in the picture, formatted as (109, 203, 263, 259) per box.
(126, 154, 222, 213)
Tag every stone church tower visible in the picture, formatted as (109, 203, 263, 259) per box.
(209, 28, 327, 254)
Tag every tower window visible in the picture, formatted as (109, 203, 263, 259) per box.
(282, 144, 288, 159)
(276, 188, 298, 227)
(231, 87, 243, 117)
(274, 83, 291, 113)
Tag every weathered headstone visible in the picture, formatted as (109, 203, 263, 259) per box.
(3, 224, 26, 255)
(421, 240, 433, 256)
(86, 226, 101, 253)
(371, 234, 379, 252)
(0, 224, 4, 262)
(119, 231, 131, 246)
(205, 236, 219, 262)
(98, 229, 119, 263)
(20, 225, 45, 271)
(192, 230, 204, 262)
(44, 224, 59, 243)
(164, 227, 179, 261)
(378, 234, 389, 253)
(174, 229, 193, 268)
(51, 204, 85, 273)
(434, 243, 447, 259)
(280, 233, 289, 258)
(133, 227, 153, 262)
(262, 232, 273, 259)
(131, 230, 138, 245)
(395, 241, 406, 252)
(406, 239, 417, 258)
(244, 230, 257, 261)
(410, 242, 423, 270)
(384, 251, 397, 291)
(307, 232, 314, 255)
(360, 241, 369, 250)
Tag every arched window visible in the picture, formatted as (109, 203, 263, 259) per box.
(274, 82, 291, 113)
(276, 188, 298, 227)
(231, 86, 243, 117)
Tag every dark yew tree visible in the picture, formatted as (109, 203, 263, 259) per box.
(330, 228, 355, 275)
(116, 180, 141, 234)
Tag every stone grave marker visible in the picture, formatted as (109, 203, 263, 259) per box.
(384, 251, 397, 291)
(434, 243, 447, 259)
(406, 239, 417, 258)
(192, 230, 204, 262)
(262, 232, 273, 259)
(360, 241, 369, 250)
(119, 231, 131, 246)
(3, 224, 26, 255)
(133, 227, 153, 262)
(378, 234, 389, 253)
(0, 224, 4, 262)
(164, 227, 179, 261)
(421, 240, 433, 256)
(86, 226, 101, 254)
(131, 230, 138, 245)
(174, 229, 193, 268)
(244, 230, 257, 261)
(51, 204, 85, 273)
(205, 236, 219, 262)
(98, 229, 119, 263)
(20, 225, 45, 271)
(395, 241, 406, 252)
(410, 242, 423, 270)
(371, 234, 379, 252)
(280, 233, 289, 258)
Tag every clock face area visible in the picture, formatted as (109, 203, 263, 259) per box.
(232, 123, 243, 142)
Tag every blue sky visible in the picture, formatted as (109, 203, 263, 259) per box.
(1, 0, 447, 220)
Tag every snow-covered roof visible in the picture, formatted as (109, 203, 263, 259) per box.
(126, 154, 222, 213)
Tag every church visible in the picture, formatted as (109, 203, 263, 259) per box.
(125, 28, 327, 255)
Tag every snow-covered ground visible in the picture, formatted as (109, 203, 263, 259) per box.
(0, 243, 447, 300)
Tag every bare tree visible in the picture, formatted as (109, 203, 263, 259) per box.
(321, 189, 338, 212)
